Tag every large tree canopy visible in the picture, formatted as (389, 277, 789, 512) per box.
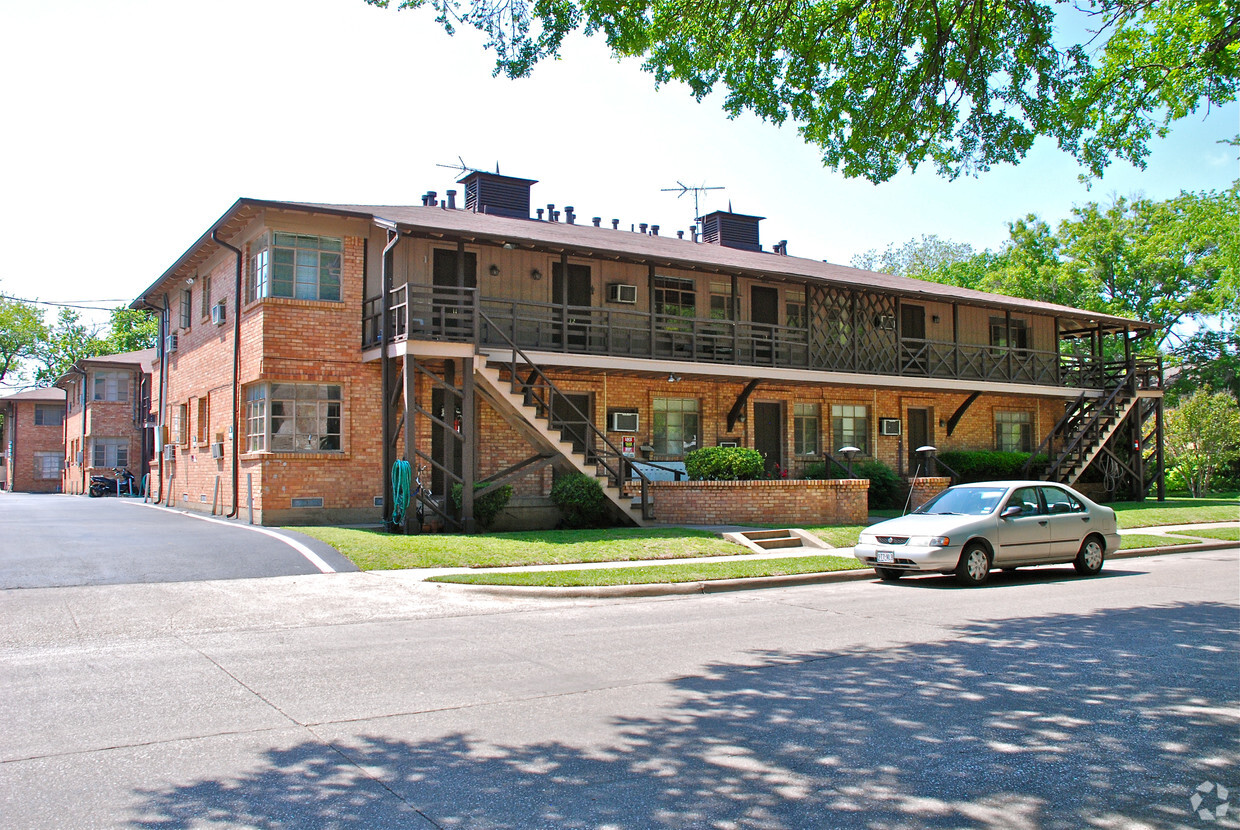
(367, 0, 1239, 182)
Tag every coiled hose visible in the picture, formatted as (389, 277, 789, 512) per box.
(390, 459, 411, 530)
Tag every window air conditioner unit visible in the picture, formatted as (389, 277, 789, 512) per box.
(880, 418, 902, 436)
(211, 303, 227, 326)
(609, 411, 639, 432)
(210, 442, 224, 459)
(875, 314, 897, 330)
(163, 444, 176, 460)
(607, 283, 638, 304)
(164, 333, 178, 353)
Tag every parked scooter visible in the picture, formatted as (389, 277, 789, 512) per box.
(88, 468, 137, 498)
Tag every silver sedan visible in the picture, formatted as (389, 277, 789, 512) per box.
(853, 480, 1122, 586)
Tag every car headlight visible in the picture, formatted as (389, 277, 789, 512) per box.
(908, 535, 951, 547)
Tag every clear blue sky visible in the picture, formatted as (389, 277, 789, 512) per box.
(1, 0, 1236, 319)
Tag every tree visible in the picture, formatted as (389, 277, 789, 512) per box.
(367, 0, 1240, 183)
(34, 308, 106, 386)
(850, 235, 975, 278)
(103, 307, 159, 353)
(1168, 324, 1240, 405)
(0, 290, 46, 385)
(1164, 391, 1240, 496)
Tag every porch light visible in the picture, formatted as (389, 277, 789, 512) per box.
(667, 373, 681, 383)
(488, 264, 500, 276)
(837, 445, 861, 477)
(530, 268, 542, 281)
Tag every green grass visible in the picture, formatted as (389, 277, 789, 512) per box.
(1119, 533, 1201, 550)
(801, 525, 867, 547)
(1111, 494, 1239, 529)
(292, 526, 742, 570)
(427, 554, 865, 587)
(1166, 527, 1240, 542)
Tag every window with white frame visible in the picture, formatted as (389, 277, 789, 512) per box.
(201, 274, 213, 319)
(34, 452, 62, 479)
(793, 403, 819, 456)
(34, 405, 63, 427)
(709, 281, 734, 320)
(169, 403, 187, 445)
(653, 397, 698, 455)
(93, 370, 130, 402)
(180, 288, 192, 329)
(246, 383, 342, 453)
(654, 276, 696, 320)
(786, 288, 807, 329)
(247, 232, 342, 302)
(196, 396, 208, 444)
(831, 404, 870, 455)
(92, 437, 129, 469)
(995, 411, 1033, 452)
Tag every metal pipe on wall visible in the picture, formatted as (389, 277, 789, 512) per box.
(212, 230, 243, 518)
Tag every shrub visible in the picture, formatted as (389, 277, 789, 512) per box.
(936, 450, 1047, 483)
(550, 472, 609, 528)
(684, 447, 765, 481)
(809, 458, 903, 510)
(451, 482, 513, 530)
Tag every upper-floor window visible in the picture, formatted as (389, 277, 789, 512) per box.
(93, 370, 129, 402)
(653, 397, 698, 455)
(786, 288, 807, 329)
(247, 232, 343, 302)
(990, 317, 1029, 351)
(709, 281, 734, 320)
(655, 276, 696, 320)
(179, 288, 193, 329)
(995, 410, 1032, 452)
(245, 383, 342, 453)
(201, 274, 213, 319)
(34, 405, 63, 427)
(831, 404, 870, 455)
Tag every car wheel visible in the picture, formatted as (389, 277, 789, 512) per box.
(876, 567, 904, 581)
(955, 544, 991, 587)
(1073, 535, 1105, 575)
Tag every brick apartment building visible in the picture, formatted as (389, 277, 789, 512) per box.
(57, 349, 158, 495)
(1, 387, 68, 493)
(132, 171, 1164, 529)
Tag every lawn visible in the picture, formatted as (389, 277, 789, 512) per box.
(1110, 493, 1239, 528)
(1119, 533, 1201, 550)
(1166, 526, 1240, 543)
(427, 554, 865, 587)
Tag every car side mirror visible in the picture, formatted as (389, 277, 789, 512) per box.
(1000, 505, 1023, 519)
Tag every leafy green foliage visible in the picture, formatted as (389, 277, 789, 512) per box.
(1165, 391, 1240, 496)
(367, 0, 1239, 182)
(103, 308, 159, 353)
(684, 446, 765, 480)
(1168, 323, 1240, 406)
(808, 458, 902, 510)
(451, 482, 514, 529)
(936, 450, 1047, 482)
(550, 471, 610, 528)
(34, 308, 106, 385)
(0, 288, 46, 385)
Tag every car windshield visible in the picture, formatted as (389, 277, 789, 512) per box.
(915, 486, 1007, 516)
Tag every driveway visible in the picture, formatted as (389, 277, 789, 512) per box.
(0, 493, 356, 588)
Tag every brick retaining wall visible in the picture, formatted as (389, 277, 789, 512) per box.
(648, 478, 870, 526)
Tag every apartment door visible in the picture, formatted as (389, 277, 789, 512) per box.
(431, 249, 478, 337)
(900, 304, 927, 375)
(751, 286, 779, 362)
(552, 262, 592, 351)
(753, 402, 783, 476)
(907, 408, 931, 473)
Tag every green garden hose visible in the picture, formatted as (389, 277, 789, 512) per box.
(390, 459, 411, 529)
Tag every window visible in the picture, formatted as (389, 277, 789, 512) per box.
(1041, 486, 1084, 514)
(786, 288, 807, 329)
(201, 274, 212, 319)
(831, 404, 870, 455)
(793, 403, 819, 456)
(92, 438, 129, 469)
(990, 317, 1029, 351)
(34, 452, 62, 479)
(247, 232, 342, 302)
(709, 281, 734, 320)
(34, 405, 63, 427)
(653, 397, 699, 455)
(196, 396, 208, 444)
(1004, 485, 1043, 517)
(180, 288, 192, 329)
(246, 383, 342, 453)
(995, 411, 1032, 452)
(93, 370, 130, 402)
(169, 403, 187, 445)
(654, 276, 696, 320)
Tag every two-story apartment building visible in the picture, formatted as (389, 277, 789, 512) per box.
(133, 171, 1164, 529)
(57, 348, 157, 495)
(1, 387, 68, 493)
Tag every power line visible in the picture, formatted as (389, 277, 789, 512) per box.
(0, 294, 131, 312)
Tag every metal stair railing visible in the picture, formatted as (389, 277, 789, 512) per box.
(1046, 369, 1135, 482)
(475, 302, 656, 522)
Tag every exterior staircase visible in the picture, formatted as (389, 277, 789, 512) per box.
(723, 528, 832, 554)
(1048, 390, 1138, 485)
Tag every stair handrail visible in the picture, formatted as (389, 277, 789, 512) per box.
(1047, 369, 1134, 479)
(1022, 389, 1090, 478)
(474, 304, 656, 521)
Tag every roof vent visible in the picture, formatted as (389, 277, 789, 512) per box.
(459, 171, 537, 219)
(698, 210, 764, 251)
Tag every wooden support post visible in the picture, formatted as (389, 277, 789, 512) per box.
(1053, 316, 1061, 385)
(850, 291, 858, 373)
(402, 355, 414, 533)
(380, 230, 397, 529)
(1155, 396, 1165, 502)
(731, 273, 740, 359)
(462, 355, 476, 534)
(648, 263, 657, 356)
(1004, 308, 1013, 381)
(952, 303, 959, 378)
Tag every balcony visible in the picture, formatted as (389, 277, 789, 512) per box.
(363, 286, 1160, 391)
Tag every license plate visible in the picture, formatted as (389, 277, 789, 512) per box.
(877, 550, 894, 564)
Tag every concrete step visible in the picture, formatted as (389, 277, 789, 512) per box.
(753, 537, 804, 551)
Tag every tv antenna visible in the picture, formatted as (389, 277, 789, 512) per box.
(661, 180, 726, 218)
(436, 156, 500, 176)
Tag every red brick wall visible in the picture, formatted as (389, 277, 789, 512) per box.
(648, 479, 869, 525)
(5, 401, 65, 493)
(909, 476, 952, 510)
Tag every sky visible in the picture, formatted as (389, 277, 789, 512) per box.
(1, 0, 1236, 327)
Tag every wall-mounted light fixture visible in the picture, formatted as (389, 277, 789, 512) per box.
(931, 314, 941, 324)
(185, 276, 195, 285)
(488, 264, 500, 277)
(502, 242, 516, 250)
(667, 373, 681, 383)
(530, 268, 542, 281)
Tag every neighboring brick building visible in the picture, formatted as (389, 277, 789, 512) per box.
(57, 349, 157, 495)
(1, 387, 68, 493)
(132, 171, 1164, 528)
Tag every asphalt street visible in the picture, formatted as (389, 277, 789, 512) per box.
(1, 546, 1236, 829)
(0, 492, 355, 588)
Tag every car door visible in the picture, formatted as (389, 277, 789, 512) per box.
(994, 485, 1050, 564)
(1041, 485, 1091, 559)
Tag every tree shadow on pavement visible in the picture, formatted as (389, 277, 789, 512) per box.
(133, 601, 1239, 829)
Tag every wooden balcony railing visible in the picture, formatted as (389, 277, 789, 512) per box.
(362, 287, 1161, 390)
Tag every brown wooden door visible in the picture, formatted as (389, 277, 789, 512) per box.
(907, 408, 931, 472)
(753, 402, 783, 476)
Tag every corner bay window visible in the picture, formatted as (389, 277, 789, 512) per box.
(246, 383, 342, 452)
(93, 370, 130, 402)
(34, 405, 64, 427)
(653, 397, 698, 455)
(247, 232, 342, 302)
(831, 404, 870, 455)
(793, 403, 819, 456)
(995, 411, 1033, 453)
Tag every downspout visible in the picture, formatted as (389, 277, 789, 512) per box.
(70, 365, 87, 493)
(380, 228, 400, 528)
(137, 297, 167, 503)
(212, 230, 243, 518)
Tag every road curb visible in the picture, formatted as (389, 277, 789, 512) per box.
(428, 541, 1235, 598)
